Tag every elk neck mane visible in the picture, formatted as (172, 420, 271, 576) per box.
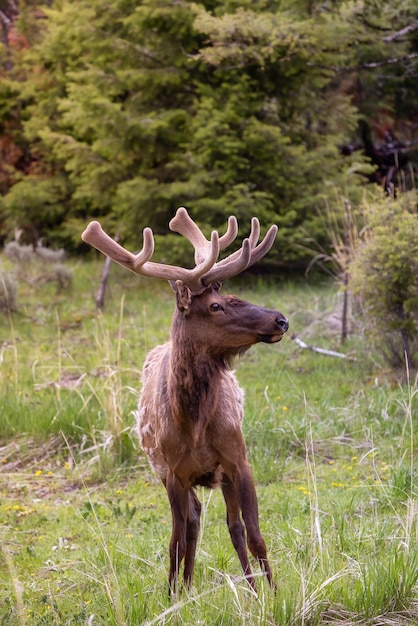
(167, 310, 249, 427)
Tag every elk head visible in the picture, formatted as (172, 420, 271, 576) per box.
(173, 280, 288, 354)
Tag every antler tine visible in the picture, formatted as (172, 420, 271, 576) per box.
(169, 207, 208, 265)
(169, 207, 238, 265)
(246, 223, 278, 266)
(201, 223, 278, 286)
(210, 216, 262, 270)
(81, 221, 155, 271)
(201, 238, 251, 286)
(218, 215, 238, 249)
(248, 217, 260, 248)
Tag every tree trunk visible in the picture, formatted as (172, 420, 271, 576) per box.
(96, 255, 112, 311)
(395, 302, 414, 369)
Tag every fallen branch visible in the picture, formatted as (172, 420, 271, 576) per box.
(291, 334, 357, 361)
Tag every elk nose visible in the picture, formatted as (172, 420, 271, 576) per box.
(276, 317, 289, 333)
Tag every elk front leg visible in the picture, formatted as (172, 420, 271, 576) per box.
(183, 489, 202, 587)
(236, 462, 274, 588)
(221, 472, 257, 591)
(222, 462, 274, 590)
(166, 471, 189, 596)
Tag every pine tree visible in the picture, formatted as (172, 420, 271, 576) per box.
(1, 0, 417, 265)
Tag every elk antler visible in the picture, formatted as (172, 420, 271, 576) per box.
(81, 208, 278, 293)
(169, 207, 238, 265)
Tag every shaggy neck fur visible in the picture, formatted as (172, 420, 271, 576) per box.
(168, 312, 248, 436)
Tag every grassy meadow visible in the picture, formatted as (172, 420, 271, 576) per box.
(0, 253, 417, 625)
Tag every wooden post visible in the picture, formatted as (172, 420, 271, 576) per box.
(341, 199, 351, 344)
(95, 234, 119, 311)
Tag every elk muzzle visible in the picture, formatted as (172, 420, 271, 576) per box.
(257, 312, 289, 343)
(276, 316, 289, 333)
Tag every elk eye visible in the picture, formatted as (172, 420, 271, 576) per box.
(210, 302, 222, 312)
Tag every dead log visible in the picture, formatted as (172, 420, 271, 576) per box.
(291, 334, 356, 361)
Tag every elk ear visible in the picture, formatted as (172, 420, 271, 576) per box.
(175, 280, 192, 315)
(211, 281, 222, 292)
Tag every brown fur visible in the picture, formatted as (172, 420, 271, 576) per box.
(81, 209, 288, 594)
(137, 282, 288, 593)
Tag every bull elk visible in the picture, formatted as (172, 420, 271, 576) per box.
(82, 208, 288, 594)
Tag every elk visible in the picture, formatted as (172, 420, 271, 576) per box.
(82, 208, 288, 594)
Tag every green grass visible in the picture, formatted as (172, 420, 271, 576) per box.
(0, 255, 417, 625)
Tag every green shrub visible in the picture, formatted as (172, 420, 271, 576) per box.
(350, 193, 418, 370)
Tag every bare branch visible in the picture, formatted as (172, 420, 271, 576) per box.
(383, 20, 418, 43)
(291, 334, 356, 361)
(0, 10, 12, 25)
(308, 52, 418, 74)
